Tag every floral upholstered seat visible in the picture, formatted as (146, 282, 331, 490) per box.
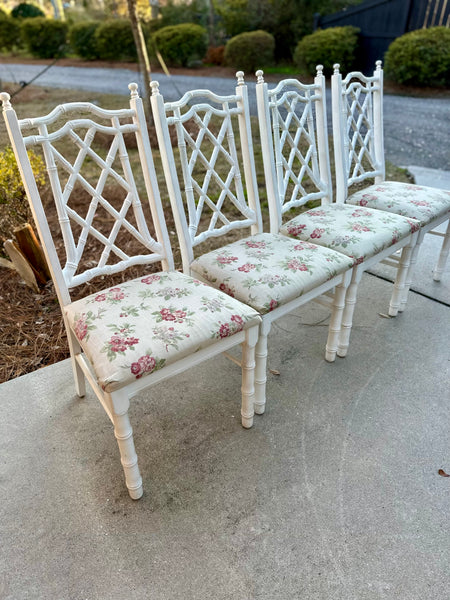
(347, 181, 450, 227)
(65, 271, 260, 393)
(190, 233, 353, 314)
(279, 204, 420, 266)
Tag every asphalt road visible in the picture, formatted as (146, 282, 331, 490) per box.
(1, 62, 449, 170)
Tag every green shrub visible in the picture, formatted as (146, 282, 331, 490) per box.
(11, 2, 45, 19)
(0, 146, 46, 243)
(384, 27, 450, 88)
(0, 15, 21, 50)
(0, 8, 8, 18)
(152, 23, 208, 67)
(294, 26, 360, 76)
(69, 21, 100, 60)
(94, 19, 137, 61)
(224, 30, 275, 72)
(21, 17, 68, 58)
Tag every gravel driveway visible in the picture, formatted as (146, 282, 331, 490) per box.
(1, 63, 448, 170)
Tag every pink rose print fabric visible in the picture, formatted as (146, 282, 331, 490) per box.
(65, 271, 260, 392)
(347, 181, 450, 226)
(279, 203, 419, 265)
(190, 233, 353, 314)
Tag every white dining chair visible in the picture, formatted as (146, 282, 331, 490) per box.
(1, 84, 262, 499)
(331, 61, 450, 308)
(150, 72, 354, 417)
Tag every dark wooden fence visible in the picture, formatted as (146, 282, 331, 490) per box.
(316, 0, 450, 74)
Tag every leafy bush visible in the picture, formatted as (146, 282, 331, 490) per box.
(94, 19, 137, 61)
(384, 27, 450, 88)
(224, 30, 275, 72)
(0, 15, 21, 50)
(21, 17, 68, 58)
(69, 21, 100, 60)
(294, 26, 360, 76)
(0, 146, 45, 243)
(153, 23, 208, 67)
(11, 2, 45, 19)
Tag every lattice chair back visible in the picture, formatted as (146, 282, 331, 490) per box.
(150, 72, 263, 273)
(256, 66, 333, 235)
(332, 61, 385, 203)
(1, 83, 173, 308)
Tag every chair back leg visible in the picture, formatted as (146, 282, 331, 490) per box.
(433, 221, 450, 282)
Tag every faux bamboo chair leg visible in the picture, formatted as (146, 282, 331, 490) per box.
(399, 240, 421, 312)
(66, 326, 86, 398)
(254, 322, 271, 415)
(433, 220, 450, 282)
(325, 274, 349, 362)
(337, 267, 363, 358)
(388, 242, 414, 317)
(241, 326, 258, 428)
(110, 390, 143, 500)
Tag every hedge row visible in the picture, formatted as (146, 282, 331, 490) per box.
(0, 13, 208, 66)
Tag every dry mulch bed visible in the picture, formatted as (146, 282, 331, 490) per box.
(0, 268, 68, 382)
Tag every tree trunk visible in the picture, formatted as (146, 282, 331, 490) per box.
(127, 0, 153, 124)
(13, 223, 51, 284)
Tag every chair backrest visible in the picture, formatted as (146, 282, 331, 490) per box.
(1, 84, 174, 307)
(151, 72, 262, 274)
(332, 61, 385, 204)
(256, 66, 333, 235)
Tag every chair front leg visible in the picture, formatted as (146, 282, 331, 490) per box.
(241, 325, 258, 429)
(325, 272, 350, 362)
(433, 219, 450, 282)
(389, 240, 414, 317)
(254, 320, 271, 415)
(110, 390, 143, 500)
(399, 239, 421, 312)
(338, 266, 362, 358)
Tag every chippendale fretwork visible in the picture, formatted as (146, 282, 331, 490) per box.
(19, 103, 164, 288)
(268, 82, 328, 213)
(164, 90, 257, 247)
(341, 72, 382, 185)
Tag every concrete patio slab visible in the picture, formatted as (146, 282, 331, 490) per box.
(1, 267, 449, 599)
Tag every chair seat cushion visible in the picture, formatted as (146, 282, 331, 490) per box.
(280, 204, 420, 265)
(347, 181, 450, 226)
(65, 271, 260, 393)
(190, 233, 353, 314)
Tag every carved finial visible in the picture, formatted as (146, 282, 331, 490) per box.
(128, 82, 139, 98)
(316, 64, 324, 77)
(236, 71, 245, 86)
(375, 60, 382, 71)
(333, 63, 340, 75)
(0, 92, 11, 110)
(150, 80, 160, 96)
(255, 70, 264, 84)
